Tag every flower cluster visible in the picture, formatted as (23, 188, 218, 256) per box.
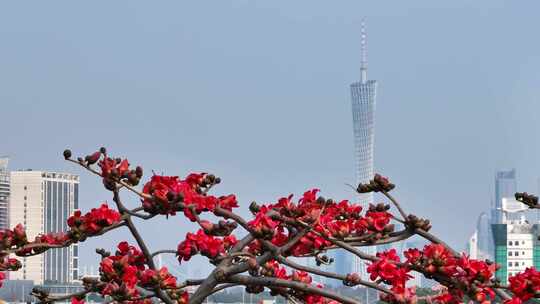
(18, 232, 71, 255)
(0, 256, 21, 272)
(248, 206, 280, 239)
(380, 286, 417, 304)
(405, 244, 457, 276)
(507, 267, 540, 303)
(0, 224, 69, 258)
(0, 224, 28, 251)
(141, 174, 238, 219)
(99, 242, 188, 303)
(261, 260, 290, 280)
(405, 244, 498, 303)
(0, 256, 21, 287)
(246, 189, 394, 256)
(177, 229, 237, 263)
(67, 204, 122, 239)
(367, 249, 413, 301)
(140, 267, 178, 290)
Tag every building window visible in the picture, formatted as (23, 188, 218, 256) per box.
(508, 262, 512, 267)
(509, 252, 513, 256)
(515, 251, 519, 256)
(509, 241, 513, 246)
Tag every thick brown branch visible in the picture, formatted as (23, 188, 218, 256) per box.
(277, 256, 393, 295)
(226, 274, 361, 304)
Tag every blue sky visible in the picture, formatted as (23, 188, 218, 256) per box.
(1, 1, 540, 274)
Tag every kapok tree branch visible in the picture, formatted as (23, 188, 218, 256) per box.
(226, 274, 361, 304)
(111, 188, 175, 304)
(276, 255, 393, 295)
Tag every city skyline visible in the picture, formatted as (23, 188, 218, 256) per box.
(2, 1, 540, 273)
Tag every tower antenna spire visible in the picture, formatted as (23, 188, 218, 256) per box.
(360, 18, 368, 84)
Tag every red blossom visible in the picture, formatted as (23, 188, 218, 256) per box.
(504, 298, 523, 304)
(71, 297, 85, 304)
(177, 229, 234, 263)
(327, 220, 352, 238)
(141, 174, 238, 218)
(262, 260, 290, 280)
(0, 224, 28, 250)
(508, 267, 540, 301)
(364, 211, 392, 232)
(291, 270, 312, 284)
(367, 249, 411, 289)
(248, 206, 279, 237)
(99, 157, 130, 179)
(141, 267, 177, 289)
(67, 204, 122, 237)
(380, 286, 417, 304)
(409, 244, 457, 276)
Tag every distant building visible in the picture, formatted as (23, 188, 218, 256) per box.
(0, 280, 35, 302)
(0, 157, 9, 230)
(492, 169, 517, 224)
(475, 212, 495, 260)
(9, 171, 79, 285)
(467, 230, 478, 259)
(491, 199, 540, 283)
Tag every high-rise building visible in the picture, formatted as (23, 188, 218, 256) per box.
(9, 171, 79, 285)
(475, 212, 495, 260)
(492, 169, 517, 224)
(491, 199, 540, 283)
(347, 20, 379, 282)
(0, 157, 9, 230)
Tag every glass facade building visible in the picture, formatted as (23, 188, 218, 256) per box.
(476, 212, 495, 260)
(9, 171, 79, 285)
(44, 176, 79, 284)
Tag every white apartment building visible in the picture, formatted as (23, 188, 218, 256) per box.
(9, 170, 79, 285)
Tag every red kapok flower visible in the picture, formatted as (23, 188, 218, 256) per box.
(508, 267, 540, 301)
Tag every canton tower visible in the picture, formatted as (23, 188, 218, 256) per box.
(351, 20, 377, 205)
(350, 20, 378, 279)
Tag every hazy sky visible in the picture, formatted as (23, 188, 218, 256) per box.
(2, 1, 540, 275)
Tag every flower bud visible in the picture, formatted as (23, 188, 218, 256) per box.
(249, 202, 260, 213)
(135, 166, 143, 178)
(63, 149, 72, 159)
